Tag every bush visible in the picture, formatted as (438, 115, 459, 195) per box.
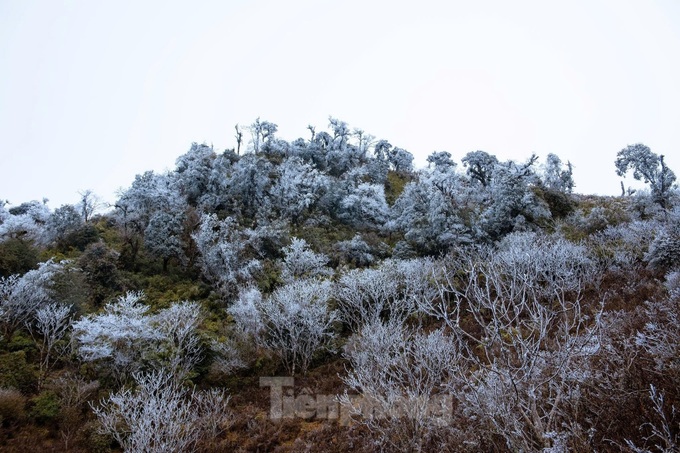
(30, 390, 60, 424)
(56, 224, 99, 253)
(0, 351, 38, 394)
(78, 242, 121, 305)
(645, 225, 680, 271)
(81, 420, 113, 453)
(666, 271, 680, 299)
(0, 238, 39, 278)
(92, 370, 232, 453)
(537, 187, 575, 219)
(0, 388, 26, 426)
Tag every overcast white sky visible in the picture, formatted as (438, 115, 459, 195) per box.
(1, 0, 680, 208)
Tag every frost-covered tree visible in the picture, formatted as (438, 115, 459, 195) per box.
(267, 156, 328, 223)
(390, 257, 442, 315)
(210, 336, 247, 376)
(625, 385, 679, 453)
(174, 142, 216, 206)
(427, 151, 457, 173)
(227, 286, 265, 340)
(390, 170, 473, 254)
(421, 238, 600, 451)
(250, 118, 278, 154)
(198, 149, 239, 212)
(0, 200, 8, 224)
(388, 182, 431, 241)
(645, 223, 680, 271)
(336, 267, 396, 330)
(363, 139, 391, 184)
(26, 302, 72, 388)
(0, 259, 63, 342)
(72, 292, 159, 381)
(295, 130, 331, 170)
(335, 233, 376, 266)
(340, 183, 389, 228)
(151, 301, 203, 382)
(77, 190, 102, 223)
(244, 219, 290, 260)
(635, 295, 680, 379)
(41, 204, 84, 246)
(353, 128, 375, 155)
(226, 153, 273, 218)
(279, 237, 331, 283)
(115, 171, 185, 234)
(542, 153, 574, 193)
(335, 259, 425, 330)
(114, 171, 186, 268)
(192, 214, 261, 296)
(371, 138, 389, 161)
(387, 147, 414, 173)
(423, 150, 459, 194)
(462, 150, 498, 187)
(0, 200, 50, 243)
(616, 143, 677, 210)
(144, 211, 185, 271)
(92, 370, 231, 453)
(329, 116, 351, 149)
(325, 142, 365, 177)
(479, 156, 551, 240)
(322, 117, 368, 176)
(72, 292, 204, 382)
(249, 279, 336, 375)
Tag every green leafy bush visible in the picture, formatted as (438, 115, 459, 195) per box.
(30, 390, 60, 424)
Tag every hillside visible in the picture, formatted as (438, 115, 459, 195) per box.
(1, 119, 679, 452)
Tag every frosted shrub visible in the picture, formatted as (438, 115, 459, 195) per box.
(232, 280, 336, 375)
(92, 370, 231, 453)
(0, 259, 64, 342)
(645, 225, 680, 271)
(429, 241, 601, 451)
(227, 286, 265, 340)
(341, 320, 458, 452)
(665, 271, 680, 299)
(335, 259, 429, 330)
(72, 292, 204, 383)
(279, 237, 332, 283)
(192, 213, 261, 296)
(335, 234, 375, 266)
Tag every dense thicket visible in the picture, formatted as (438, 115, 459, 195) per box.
(1, 119, 679, 452)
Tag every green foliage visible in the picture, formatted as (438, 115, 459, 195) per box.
(6, 331, 36, 353)
(29, 390, 60, 424)
(0, 238, 40, 277)
(78, 242, 122, 305)
(56, 223, 99, 253)
(558, 195, 633, 240)
(292, 223, 355, 265)
(255, 259, 283, 294)
(81, 420, 113, 453)
(138, 274, 210, 310)
(0, 351, 38, 394)
(50, 265, 89, 314)
(384, 170, 410, 206)
(93, 216, 124, 249)
(534, 186, 575, 219)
